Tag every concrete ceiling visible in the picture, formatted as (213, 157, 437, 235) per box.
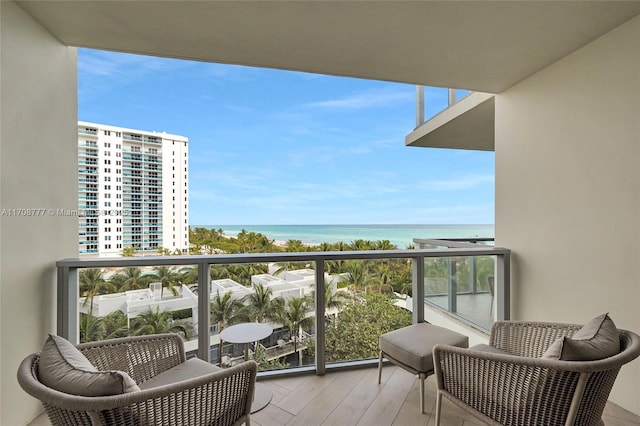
(16, 1, 640, 93)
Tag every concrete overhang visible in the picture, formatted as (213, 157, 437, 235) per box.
(14, 1, 640, 93)
(406, 93, 495, 151)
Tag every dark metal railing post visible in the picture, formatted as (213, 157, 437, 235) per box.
(470, 256, 477, 294)
(448, 258, 457, 313)
(197, 261, 211, 362)
(57, 266, 78, 343)
(315, 260, 326, 375)
(496, 252, 511, 321)
(412, 256, 425, 324)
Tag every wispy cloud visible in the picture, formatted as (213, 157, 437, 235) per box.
(303, 88, 413, 110)
(78, 49, 184, 79)
(420, 175, 495, 192)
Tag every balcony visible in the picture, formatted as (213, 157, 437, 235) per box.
(77, 128, 97, 136)
(47, 245, 640, 426)
(406, 87, 495, 152)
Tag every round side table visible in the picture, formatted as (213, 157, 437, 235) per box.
(220, 322, 273, 413)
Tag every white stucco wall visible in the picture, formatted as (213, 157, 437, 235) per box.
(0, 2, 78, 423)
(495, 15, 640, 413)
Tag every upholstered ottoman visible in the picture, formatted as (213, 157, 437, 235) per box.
(378, 323, 468, 413)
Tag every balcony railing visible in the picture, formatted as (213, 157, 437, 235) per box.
(57, 244, 509, 376)
(413, 238, 508, 330)
(415, 86, 473, 128)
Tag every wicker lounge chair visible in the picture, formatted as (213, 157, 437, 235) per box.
(18, 333, 257, 426)
(433, 320, 640, 426)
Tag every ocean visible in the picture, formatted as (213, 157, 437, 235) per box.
(195, 224, 494, 249)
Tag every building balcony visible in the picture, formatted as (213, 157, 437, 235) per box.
(77, 128, 97, 136)
(78, 142, 98, 148)
(77, 187, 97, 193)
(77, 232, 98, 237)
(406, 88, 495, 152)
(122, 164, 143, 170)
(78, 249, 99, 254)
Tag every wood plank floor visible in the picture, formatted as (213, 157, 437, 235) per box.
(30, 365, 640, 425)
(252, 365, 640, 426)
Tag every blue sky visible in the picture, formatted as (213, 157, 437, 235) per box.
(78, 48, 494, 225)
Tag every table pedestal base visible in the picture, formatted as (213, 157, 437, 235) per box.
(251, 382, 272, 413)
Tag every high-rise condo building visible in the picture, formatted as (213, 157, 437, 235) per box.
(78, 121, 189, 257)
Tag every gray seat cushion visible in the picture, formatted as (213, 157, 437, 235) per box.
(380, 323, 468, 373)
(139, 357, 221, 390)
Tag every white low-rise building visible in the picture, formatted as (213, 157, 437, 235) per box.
(79, 283, 198, 323)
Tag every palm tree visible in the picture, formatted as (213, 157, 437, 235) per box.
(210, 291, 247, 333)
(272, 261, 307, 276)
(236, 229, 249, 253)
(374, 240, 397, 250)
(102, 310, 130, 339)
(112, 267, 148, 291)
(132, 307, 193, 338)
(372, 263, 393, 293)
(343, 261, 367, 295)
(157, 247, 172, 256)
(79, 311, 105, 343)
(285, 240, 306, 252)
(79, 268, 115, 313)
(244, 283, 282, 323)
(211, 290, 248, 366)
(324, 285, 351, 312)
(179, 266, 198, 285)
(210, 264, 232, 280)
(121, 246, 136, 257)
(241, 264, 268, 281)
(152, 265, 179, 297)
(278, 297, 313, 364)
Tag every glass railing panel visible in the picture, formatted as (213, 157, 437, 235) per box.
(416, 86, 476, 126)
(323, 257, 412, 366)
(452, 255, 495, 330)
(76, 265, 199, 355)
(209, 261, 316, 372)
(424, 256, 450, 310)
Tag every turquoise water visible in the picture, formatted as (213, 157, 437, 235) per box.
(195, 224, 494, 249)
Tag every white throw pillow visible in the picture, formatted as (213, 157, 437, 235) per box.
(38, 334, 140, 396)
(542, 313, 620, 361)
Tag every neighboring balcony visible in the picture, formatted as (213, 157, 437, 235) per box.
(406, 87, 495, 152)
